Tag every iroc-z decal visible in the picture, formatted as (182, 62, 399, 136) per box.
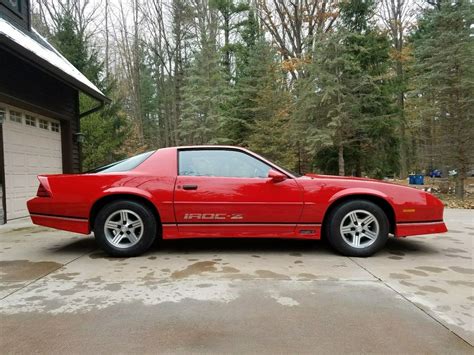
(183, 213, 244, 220)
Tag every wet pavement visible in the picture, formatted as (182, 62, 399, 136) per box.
(0, 209, 473, 353)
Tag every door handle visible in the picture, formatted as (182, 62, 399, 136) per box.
(183, 184, 198, 190)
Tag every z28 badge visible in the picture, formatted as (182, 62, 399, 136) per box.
(183, 213, 244, 220)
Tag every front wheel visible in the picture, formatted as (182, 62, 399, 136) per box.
(94, 200, 157, 257)
(326, 200, 389, 257)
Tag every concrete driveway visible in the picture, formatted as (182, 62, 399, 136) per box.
(0, 209, 472, 354)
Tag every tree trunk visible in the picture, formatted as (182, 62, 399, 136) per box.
(338, 144, 345, 176)
(398, 60, 408, 178)
(173, 47, 182, 146)
(133, 0, 144, 145)
(105, 0, 109, 79)
(224, 12, 231, 78)
(456, 177, 464, 199)
(399, 119, 408, 178)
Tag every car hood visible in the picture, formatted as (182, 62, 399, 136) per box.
(299, 173, 425, 195)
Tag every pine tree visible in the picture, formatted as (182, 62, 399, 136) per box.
(223, 8, 263, 144)
(245, 43, 296, 170)
(210, 0, 249, 79)
(296, 0, 397, 177)
(49, 9, 128, 170)
(50, 12, 100, 84)
(140, 54, 160, 147)
(410, 0, 474, 197)
(180, 40, 234, 144)
(80, 86, 128, 170)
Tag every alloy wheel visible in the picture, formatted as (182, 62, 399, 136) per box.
(339, 209, 380, 249)
(104, 209, 144, 248)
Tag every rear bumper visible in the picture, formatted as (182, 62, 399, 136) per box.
(30, 213, 90, 235)
(395, 221, 447, 237)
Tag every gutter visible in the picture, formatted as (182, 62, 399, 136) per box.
(79, 99, 105, 118)
(0, 36, 111, 104)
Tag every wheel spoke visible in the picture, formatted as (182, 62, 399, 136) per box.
(352, 234, 361, 247)
(360, 214, 375, 226)
(364, 229, 378, 240)
(128, 231, 138, 243)
(112, 232, 124, 245)
(105, 221, 120, 230)
(341, 225, 353, 234)
(349, 212, 358, 224)
(120, 211, 128, 224)
(130, 220, 142, 229)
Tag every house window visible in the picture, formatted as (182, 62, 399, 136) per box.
(39, 119, 49, 130)
(1, 0, 22, 15)
(25, 115, 36, 127)
(9, 110, 22, 123)
(51, 122, 60, 132)
(0, 0, 29, 30)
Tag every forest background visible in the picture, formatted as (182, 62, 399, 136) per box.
(32, 0, 473, 198)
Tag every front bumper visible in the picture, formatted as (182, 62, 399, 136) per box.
(394, 221, 447, 237)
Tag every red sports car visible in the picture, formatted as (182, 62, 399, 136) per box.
(27, 146, 447, 257)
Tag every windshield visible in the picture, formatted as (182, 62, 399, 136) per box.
(86, 151, 155, 173)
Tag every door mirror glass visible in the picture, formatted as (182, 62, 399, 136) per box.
(268, 169, 287, 183)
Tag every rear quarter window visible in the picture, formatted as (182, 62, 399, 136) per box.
(87, 151, 155, 173)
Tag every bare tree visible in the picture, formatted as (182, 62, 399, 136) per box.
(105, 0, 110, 79)
(256, 0, 338, 80)
(35, 0, 100, 42)
(112, 0, 145, 145)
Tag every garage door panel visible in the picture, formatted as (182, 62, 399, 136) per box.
(11, 175, 28, 190)
(26, 156, 41, 170)
(2, 106, 62, 220)
(6, 152, 25, 169)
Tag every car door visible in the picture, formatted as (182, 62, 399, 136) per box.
(173, 148, 304, 238)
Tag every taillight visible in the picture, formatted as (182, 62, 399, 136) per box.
(37, 183, 51, 197)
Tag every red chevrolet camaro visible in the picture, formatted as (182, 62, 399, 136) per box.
(27, 146, 447, 257)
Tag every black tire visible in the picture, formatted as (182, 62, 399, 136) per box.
(325, 200, 389, 257)
(93, 200, 157, 257)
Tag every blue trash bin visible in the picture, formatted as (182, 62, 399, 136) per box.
(409, 174, 424, 185)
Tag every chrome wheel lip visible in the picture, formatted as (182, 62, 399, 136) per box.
(104, 209, 144, 249)
(339, 209, 379, 249)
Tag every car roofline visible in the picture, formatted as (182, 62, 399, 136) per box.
(174, 145, 244, 150)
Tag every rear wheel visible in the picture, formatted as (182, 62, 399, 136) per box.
(94, 200, 157, 257)
(326, 200, 389, 257)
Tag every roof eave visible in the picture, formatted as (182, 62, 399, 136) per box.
(0, 34, 110, 104)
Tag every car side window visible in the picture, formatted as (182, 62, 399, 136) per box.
(179, 150, 273, 178)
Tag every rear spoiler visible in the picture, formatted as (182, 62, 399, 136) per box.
(37, 176, 52, 197)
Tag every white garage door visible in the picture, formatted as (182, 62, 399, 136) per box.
(1, 104, 62, 220)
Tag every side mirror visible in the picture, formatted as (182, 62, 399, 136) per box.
(268, 169, 287, 183)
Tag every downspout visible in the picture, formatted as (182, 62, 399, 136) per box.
(0, 116, 6, 224)
(79, 100, 105, 118)
(77, 95, 108, 173)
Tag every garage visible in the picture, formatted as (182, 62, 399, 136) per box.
(1, 104, 62, 220)
(0, 8, 109, 224)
